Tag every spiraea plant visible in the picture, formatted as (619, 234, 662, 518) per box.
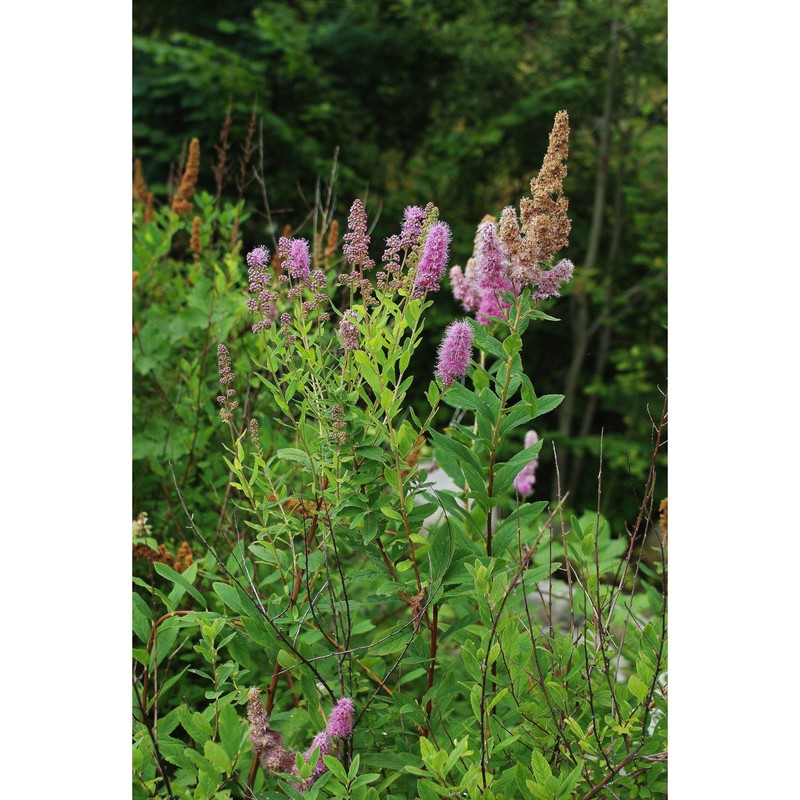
(132, 112, 667, 800)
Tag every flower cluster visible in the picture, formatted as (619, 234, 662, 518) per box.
(435, 321, 474, 387)
(447, 112, 575, 322)
(278, 236, 311, 280)
(247, 689, 355, 791)
(216, 343, 238, 422)
(513, 430, 540, 496)
(475, 219, 514, 323)
(246, 240, 330, 332)
(342, 199, 375, 272)
(400, 205, 426, 250)
(246, 246, 279, 333)
(413, 221, 452, 295)
(337, 310, 360, 351)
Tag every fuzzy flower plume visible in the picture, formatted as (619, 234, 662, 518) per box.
(523, 111, 571, 264)
(475, 220, 513, 324)
(247, 688, 296, 775)
(190, 216, 202, 255)
(449, 259, 480, 312)
(533, 258, 575, 300)
(436, 320, 473, 387)
(302, 732, 333, 784)
(401, 205, 426, 250)
(500, 205, 538, 286)
(246, 691, 356, 792)
(343, 199, 375, 271)
(294, 696, 355, 789)
(278, 237, 311, 280)
(323, 220, 339, 266)
(326, 697, 355, 738)
(513, 430, 540, 496)
(414, 221, 452, 294)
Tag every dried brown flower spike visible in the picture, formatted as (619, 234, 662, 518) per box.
(522, 110, 571, 264)
(133, 158, 148, 203)
(171, 137, 200, 216)
(323, 220, 339, 266)
(190, 216, 202, 257)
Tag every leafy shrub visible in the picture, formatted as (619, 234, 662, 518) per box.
(132, 113, 667, 800)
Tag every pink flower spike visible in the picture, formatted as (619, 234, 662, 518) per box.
(303, 731, 333, 782)
(436, 320, 474, 387)
(414, 221, 452, 294)
(326, 697, 355, 739)
(343, 199, 375, 271)
(513, 430, 540, 496)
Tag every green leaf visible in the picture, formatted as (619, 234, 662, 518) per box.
(213, 582, 242, 613)
(426, 380, 441, 408)
(132, 593, 153, 644)
(558, 760, 584, 798)
(628, 674, 649, 703)
(277, 448, 311, 469)
(493, 439, 544, 496)
(430, 430, 484, 495)
(467, 318, 506, 360)
(323, 755, 348, 783)
(441, 382, 483, 412)
(492, 501, 548, 556)
(525, 781, 553, 800)
(531, 750, 552, 784)
(503, 333, 522, 356)
(348, 753, 361, 781)
(533, 394, 564, 417)
(153, 562, 207, 609)
(545, 775, 561, 795)
(177, 705, 212, 744)
(204, 740, 232, 773)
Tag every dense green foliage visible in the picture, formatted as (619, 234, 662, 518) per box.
(133, 131, 666, 800)
(133, 4, 667, 797)
(133, 0, 667, 528)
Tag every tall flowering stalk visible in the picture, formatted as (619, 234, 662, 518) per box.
(447, 111, 575, 318)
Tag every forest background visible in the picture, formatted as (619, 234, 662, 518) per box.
(133, 0, 668, 533)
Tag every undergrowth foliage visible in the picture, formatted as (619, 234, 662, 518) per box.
(133, 112, 667, 800)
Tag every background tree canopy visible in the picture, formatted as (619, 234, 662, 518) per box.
(133, 0, 667, 532)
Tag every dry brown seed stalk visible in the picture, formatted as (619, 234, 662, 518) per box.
(172, 137, 200, 216)
(133, 158, 148, 202)
(523, 110, 571, 263)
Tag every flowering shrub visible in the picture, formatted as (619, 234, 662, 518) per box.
(133, 112, 667, 800)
